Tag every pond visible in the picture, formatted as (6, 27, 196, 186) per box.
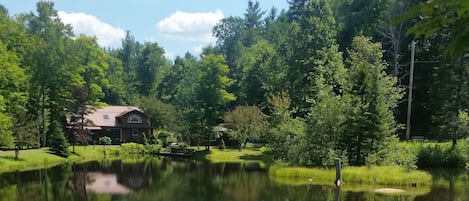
(0, 157, 467, 201)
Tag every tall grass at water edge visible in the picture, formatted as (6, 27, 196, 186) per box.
(269, 166, 432, 186)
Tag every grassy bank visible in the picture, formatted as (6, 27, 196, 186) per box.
(269, 166, 432, 186)
(194, 146, 273, 164)
(0, 145, 120, 173)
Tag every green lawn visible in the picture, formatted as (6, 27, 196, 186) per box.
(0, 145, 119, 173)
(193, 146, 273, 164)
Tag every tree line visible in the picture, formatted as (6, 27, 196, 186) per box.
(0, 0, 467, 166)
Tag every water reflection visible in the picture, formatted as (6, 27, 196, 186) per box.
(0, 158, 467, 201)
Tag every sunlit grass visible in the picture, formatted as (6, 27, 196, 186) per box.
(269, 166, 432, 186)
(0, 145, 120, 173)
(196, 146, 273, 164)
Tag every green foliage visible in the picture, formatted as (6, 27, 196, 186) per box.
(120, 142, 146, 154)
(139, 96, 180, 132)
(0, 41, 28, 114)
(98, 136, 112, 145)
(265, 93, 305, 161)
(156, 130, 175, 147)
(284, 0, 340, 115)
(341, 36, 402, 166)
(49, 121, 70, 158)
(224, 105, 269, 150)
(12, 111, 40, 149)
(366, 137, 417, 171)
(0, 111, 14, 148)
(416, 145, 466, 168)
(398, 0, 469, 57)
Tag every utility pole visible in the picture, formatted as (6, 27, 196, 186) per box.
(405, 41, 416, 141)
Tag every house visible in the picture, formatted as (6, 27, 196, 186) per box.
(83, 106, 152, 144)
(85, 172, 131, 194)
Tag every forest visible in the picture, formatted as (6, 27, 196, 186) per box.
(0, 0, 468, 167)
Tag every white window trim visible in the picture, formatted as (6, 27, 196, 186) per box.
(127, 114, 142, 124)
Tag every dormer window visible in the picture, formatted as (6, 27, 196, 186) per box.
(127, 114, 142, 124)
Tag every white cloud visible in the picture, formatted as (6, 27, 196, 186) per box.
(157, 10, 224, 42)
(164, 51, 176, 60)
(58, 11, 125, 47)
(192, 45, 204, 54)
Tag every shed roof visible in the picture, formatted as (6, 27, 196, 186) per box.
(85, 106, 141, 127)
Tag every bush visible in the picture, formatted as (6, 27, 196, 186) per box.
(144, 144, 160, 154)
(155, 130, 175, 147)
(121, 143, 146, 154)
(366, 138, 417, 171)
(99, 136, 112, 145)
(416, 145, 465, 168)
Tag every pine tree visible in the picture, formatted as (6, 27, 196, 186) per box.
(341, 36, 402, 166)
(49, 120, 70, 158)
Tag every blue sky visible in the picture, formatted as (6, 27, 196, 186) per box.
(1, 0, 289, 58)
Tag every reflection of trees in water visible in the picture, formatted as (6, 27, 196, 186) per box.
(0, 159, 469, 201)
(415, 169, 469, 201)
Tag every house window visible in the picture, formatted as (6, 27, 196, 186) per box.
(103, 114, 109, 119)
(127, 114, 142, 124)
(132, 128, 139, 136)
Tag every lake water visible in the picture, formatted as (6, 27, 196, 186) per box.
(0, 157, 467, 201)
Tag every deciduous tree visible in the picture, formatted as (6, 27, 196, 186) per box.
(224, 106, 269, 150)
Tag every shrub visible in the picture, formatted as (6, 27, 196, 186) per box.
(121, 143, 145, 154)
(416, 145, 465, 168)
(366, 138, 417, 171)
(156, 130, 175, 147)
(99, 136, 112, 145)
(144, 144, 160, 154)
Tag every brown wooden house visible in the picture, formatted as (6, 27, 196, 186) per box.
(83, 106, 152, 144)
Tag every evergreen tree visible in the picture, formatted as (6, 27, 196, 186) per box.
(341, 36, 402, 166)
(284, 0, 339, 116)
(49, 120, 70, 158)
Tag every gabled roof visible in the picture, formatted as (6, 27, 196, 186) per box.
(85, 106, 142, 127)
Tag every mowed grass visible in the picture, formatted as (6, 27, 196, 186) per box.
(269, 166, 432, 186)
(0, 145, 119, 173)
(195, 146, 273, 164)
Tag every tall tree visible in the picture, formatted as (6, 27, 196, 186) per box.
(21, 1, 74, 146)
(235, 40, 285, 106)
(102, 52, 126, 105)
(117, 31, 140, 105)
(284, 0, 339, 116)
(0, 41, 28, 148)
(136, 42, 170, 97)
(184, 53, 235, 150)
(301, 44, 347, 167)
(333, 0, 394, 51)
(341, 36, 402, 166)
